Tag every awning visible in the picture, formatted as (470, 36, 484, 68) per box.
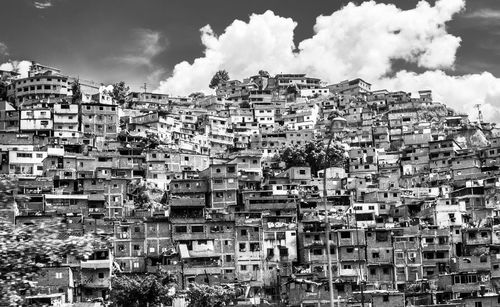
(88, 194, 105, 201)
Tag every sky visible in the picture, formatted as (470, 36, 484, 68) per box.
(1, 0, 500, 121)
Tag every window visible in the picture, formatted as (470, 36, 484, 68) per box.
(175, 226, 187, 233)
(475, 302, 482, 307)
(340, 232, 351, 239)
(279, 247, 288, 256)
(299, 169, 306, 175)
(241, 229, 247, 236)
(346, 247, 354, 253)
(192, 225, 204, 233)
(98, 272, 104, 279)
(225, 255, 232, 262)
(343, 264, 352, 269)
(370, 268, 376, 275)
(313, 249, 322, 255)
(17, 153, 32, 158)
(133, 245, 140, 250)
(240, 265, 247, 271)
(372, 252, 380, 258)
(55, 272, 63, 279)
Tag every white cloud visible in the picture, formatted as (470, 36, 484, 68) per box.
(114, 29, 165, 68)
(0, 60, 32, 78)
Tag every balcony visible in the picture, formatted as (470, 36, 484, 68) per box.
(81, 259, 111, 269)
(170, 198, 205, 207)
(89, 208, 106, 215)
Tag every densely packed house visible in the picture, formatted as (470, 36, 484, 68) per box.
(2, 62, 500, 307)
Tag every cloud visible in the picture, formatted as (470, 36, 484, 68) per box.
(464, 8, 500, 19)
(157, 11, 298, 95)
(113, 29, 165, 68)
(156, 0, 465, 94)
(0, 60, 32, 78)
(33, 0, 53, 9)
(0, 42, 8, 57)
(378, 70, 500, 122)
(155, 0, 500, 122)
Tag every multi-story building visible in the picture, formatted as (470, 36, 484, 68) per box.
(80, 102, 119, 139)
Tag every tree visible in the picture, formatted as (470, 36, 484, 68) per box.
(112, 81, 130, 106)
(0, 178, 101, 305)
(239, 101, 250, 108)
(0, 81, 8, 101)
(258, 70, 270, 78)
(70, 79, 82, 103)
(141, 131, 161, 149)
(128, 179, 166, 210)
(184, 283, 243, 307)
(189, 92, 205, 100)
(111, 272, 176, 307)
(209, 70, 229, 89)
(276, 139, 346, 175)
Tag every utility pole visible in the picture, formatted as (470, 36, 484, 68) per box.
(352, 205, 365, 307)
(322, 120, 336, 307)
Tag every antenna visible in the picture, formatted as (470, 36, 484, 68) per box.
(474, 104, 483, 123)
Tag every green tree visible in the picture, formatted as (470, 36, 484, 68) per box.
(209, 70, 229, 89)
(111, 272, 176, 307)
(277, 139, 346, 175)
(184, 283, 243, 307)
(112, 81, 130, 106)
